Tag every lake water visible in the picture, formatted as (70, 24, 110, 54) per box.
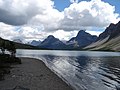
(16, 49, 120, 90)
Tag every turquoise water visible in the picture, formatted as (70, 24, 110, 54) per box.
(17, 49, 120, 90)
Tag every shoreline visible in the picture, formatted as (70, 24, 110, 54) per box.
(0, 57, 73, 90)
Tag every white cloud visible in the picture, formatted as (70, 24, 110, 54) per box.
(0, 0, 120, 42)
(49, 30, 78, 40)
(29, 8, 64, 31)
(0, 22, 17, 40)
(86, 30, 103, 36)
(59, 0, 120, 31)
(28, 0, 120, 32)
(70, 0, 78, 3)
(11, 26, 49, 42)
(0, 0, 54, 25)
(0, 23, 46, 42)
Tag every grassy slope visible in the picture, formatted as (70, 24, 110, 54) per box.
(84, 36, 120, 52)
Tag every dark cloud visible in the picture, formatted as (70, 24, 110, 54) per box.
(0, 0, 47, 26)
(0, 9, 28, 25)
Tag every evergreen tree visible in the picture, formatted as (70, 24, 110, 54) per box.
(7, 41, 16, 57)
(0, 39, 5, 54)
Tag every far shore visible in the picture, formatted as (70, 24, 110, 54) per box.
(0, 57, 73, 90)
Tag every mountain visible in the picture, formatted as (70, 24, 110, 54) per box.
(36, 30, 98, 50)
(1, 20, 120, 51)
(30, 40, 41, 46)
(13, 39, 23, 44)
(38, 31, 97, 50)
(0, 37, 39, 49)
(98, 21, 120, 40)
(39, 35, 66, 49)
(10, 21, 119, 51)
(67, 30, 97, 48)
(84, 21, 120, 51)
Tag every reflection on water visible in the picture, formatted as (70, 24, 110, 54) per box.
(99, 57, 120, 90)
(17, 50, 120, 90)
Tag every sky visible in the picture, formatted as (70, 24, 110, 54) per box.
(54, 0, 120, 13)
(0, 0, 120, 42)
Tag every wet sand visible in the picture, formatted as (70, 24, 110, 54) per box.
(0, 57, 73, 90)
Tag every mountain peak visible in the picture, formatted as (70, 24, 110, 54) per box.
(108, 23, 116, 28)
(43, 35, 59, 42)
(30, 40, 41, 46)
(13, 39, 23, 43)
(68, 30, 97, 48)
(47, 35, 55, 39)
(41, 35, 59, 45)
(117, 21, 120, 24)
(77, 30, 86, 35)
(76, 30, 93, 38)
(116, 21, 120, 28)
(39, 35, 65, 49)
(78, 30, 86, 32)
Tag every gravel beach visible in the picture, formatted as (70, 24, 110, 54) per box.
(0, 57, 73, 90)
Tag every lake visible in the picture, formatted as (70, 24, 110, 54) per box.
(16, 49, 120, 90)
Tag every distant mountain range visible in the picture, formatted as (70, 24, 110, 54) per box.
(13, 39, 23, 44)
(28, 30, 97, 50)
(2, 21, 119, 51)
(29, 21, 120, 51)
(29, 40, 41, 46)
(0, 38, 38, 50)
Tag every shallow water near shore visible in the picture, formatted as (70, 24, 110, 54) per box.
(17, 49, 120, 90)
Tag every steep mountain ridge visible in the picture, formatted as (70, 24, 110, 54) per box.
(98, 21, 120, 40)
(84, 21, 120, 51)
